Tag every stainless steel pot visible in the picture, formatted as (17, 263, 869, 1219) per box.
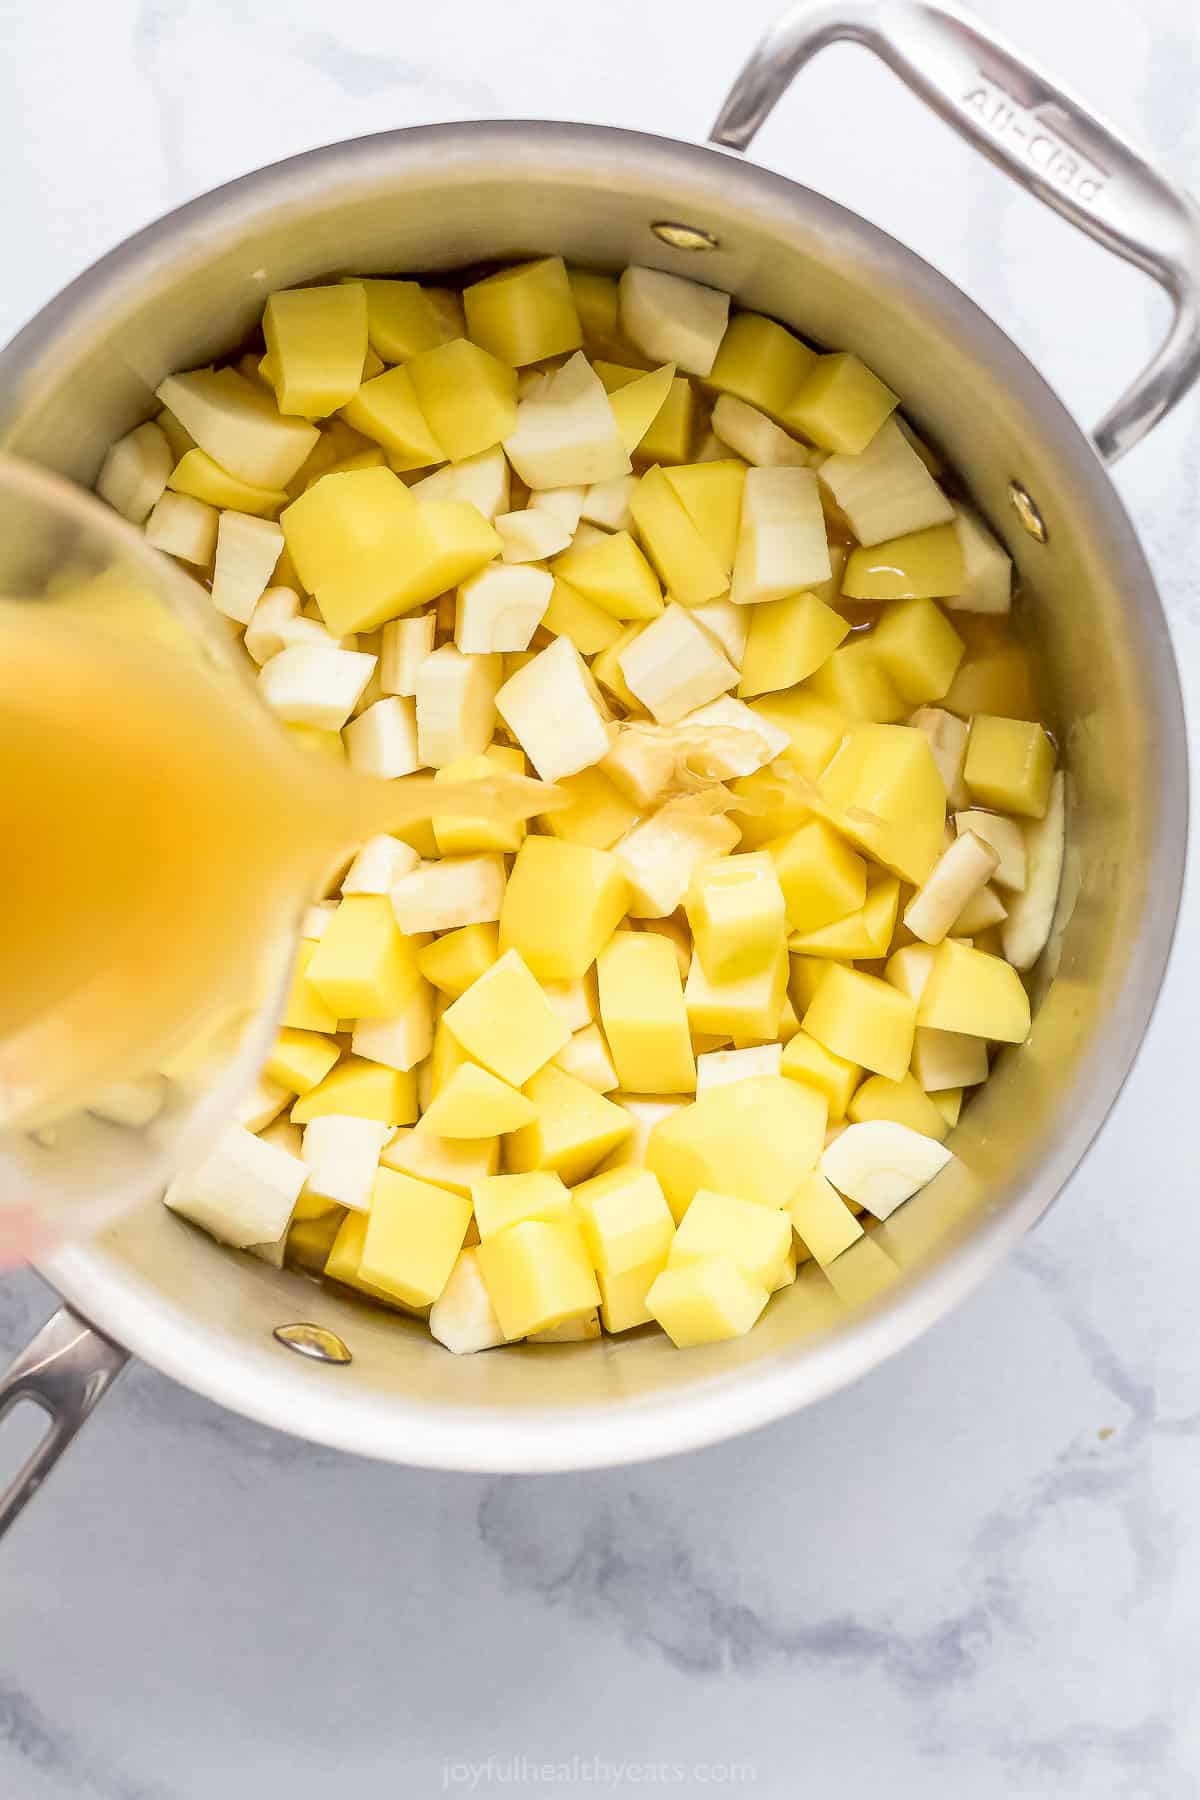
(0, 0, 1191, 1522)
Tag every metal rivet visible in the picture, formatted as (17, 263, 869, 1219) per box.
(273, 1323, 352, 1365)
(1009, 481, 1048, 543)
(650, 220, 721, 252)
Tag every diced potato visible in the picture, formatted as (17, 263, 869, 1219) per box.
(646, 1255, 768, 1347)
(305, 895, 421, 1017)
(382, 1121, 499, 1195)
(499, 834, 628, 980)
(541, 576, 624, 657)
(815, 722, 947, 886)
(356, 278, 455, 361)
(471, 1171, 574, 1239)
(779, 1030, 861, 1120)
(596, 1255, 669, 1332)
(614, 808, 740, 919)
(646, 1074, 826, 1219)
(804, 640, 905, 723)
(264, 1028, 340, 1097)
(505, 1065, 633, 1183)
(609, 364, 677, 453)
(867, 599, 965, 705)
(670, 1185, 793, 1290)
(476, 1217, 601, 1338)
(768, 819, 866, 934)
(416, 922, 499, 997)
(572, 1166, 674, 1275)
(567, 268, 625, 358)
(155, 367, 320, 488)
(540, 765, 639, 850)
(944, 639, 1037, 721)
(663, 461, 745, 572)
(685, 852, 785, 982)
(442, 947, 570, 1086)
(633, 374, 697, 463)
(596, 930, 696, 1095)
(553, 527, 663, 621)
(738, 591, 848, 698)
(359, 1168, 472, 1308)
(263, 283, 368, 417)
(802, 962, 916, 1082)
(421, 1061, 537, 1137)
(464, 257, 582, 366)
(629, 464, 729, 604)
(963, 715, 1055, 818)
(684, 942, 789, 1044)
(283, 940, 340, 1032)
(707, 312, 816, 418)
(338, 365, 443, 469)
(783, 352, 898, 455)
(291, 1056, 417, 1126)
(168, 448, 287, 516)
(916, 939, 1031, 1042)
(406, 338, 518, 462)
(847, 1070, 950, 1140)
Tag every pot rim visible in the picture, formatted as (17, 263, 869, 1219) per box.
(17, 117, 1189, 1471)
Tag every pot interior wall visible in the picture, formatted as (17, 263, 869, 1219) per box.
(6, 126, 1184, 1466)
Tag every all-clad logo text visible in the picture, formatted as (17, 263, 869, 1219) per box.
(963, 77, 1108, 207)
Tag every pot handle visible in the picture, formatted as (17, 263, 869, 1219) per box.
(710, 0, 1200, 463)
(0, 1305, 128, 1538)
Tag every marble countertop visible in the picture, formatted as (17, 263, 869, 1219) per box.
(2, 0, 1198, 1792)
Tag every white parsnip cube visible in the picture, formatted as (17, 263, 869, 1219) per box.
(950, 883, 1008, 934)
(409, 446, 510, 520)
(455, 565, 553, 652)
(695, 1043, 782, 1093)
(618, 602, 738, 723)
(164, 1122, 306, 1247)
(89, 1074, 168, 1129)
(580, 475, 636, 532)
(144, 491, 218, 566)
(553, 1023, 618, 1092)
(821, 1119, 952, 1219)
(258, 644, 377, 729)
(1002, 772, 1065, 971)
(711, 395, 809, 467)
(414, 644, 503, 768)
(541, 977, 596, 1034)
(503, 352, 630, 489)
(904, 831, 999, 945)
(954, 810, 1026, 890)
(910, 707, 969, 809)
(391, 854, 507, 933)
(234, 1075, 290, 1132)
(619, 266, 730, 377)
(351, 983, 435, 1073)
(819, 419, 954, 547)
(155, 367, 317, 488)
(210, 511, 285, 625)
(302, 901, 337, 939)
(614, 808, 740, 917)
(429, 1247, 506, 1354)
(301, 1115, 392, 1213)
(730, 466, 831, 605)
(341, 834, 420, 896)
(96, 420, 173, 524)
(380, 612, 436, 697)
(531, 485, 587, 533)
(243, 587, 301, 665)
(911, 1026, 989, 1092)
(344, 696, 422, 778)
(690, 600, 749, 668)
(949, 505, 1012, 614)
(495, 635, 616, 781)
(678, 695, 789, 771)
(494, 508, 572, 563)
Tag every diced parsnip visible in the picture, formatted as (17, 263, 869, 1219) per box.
(414, 643, 502, 766)
(540, 976, 596, 1034)
(234, 1074, 290, 1132)
(156, 367, 319, 487)
(953, 810, 1026, 890)
(948, 505, 1012, 613)
(615, 808, 740, 918)
(530, 485, 587, 533)
(352, 985, 436, 1074)
(910, 1024, 989, 1092)
(820, 1119, 953, 1219)
(257, 644, 377, 729)
(553, 1022, 618, 1093)
(503, 351, 630, 489)
(710, 394, 809, 467)
(819, 419, 954, 546)
(143, 491, 218, 566)
(342, 695, 420, 778)
(1002, 771, 1066, 971)
(164, 1123, 307, 1247)
(493, 508, 572, 563)
(950, 883, 1008, 935)
(730, 466, 831, 605)
(391, 854, 508, 933)
(618, 603, 738, 724)
(301, 902, 337, 941)
(695, 1043, 782, 1093)
(690, 600, 749, 668)
(581, 474, 637, 531)
(380, 612, 436, 697)
(904, 831, 999, 945)
(909, 706, 969, 809)
(409, 446, 510, 519)
(679, 696, 790, 770)
(89, 1074, 169, 1129)
(454, 565, 552, 652)
(301, 1115, 392, 1212)
(495, 636, 616, 782)
(342, 837, 420, 900)
(242, 587, 300, 664)
(429, 1247, 506, 1353)
(96, 420, 173, 523)
(619, 266, 730, 377)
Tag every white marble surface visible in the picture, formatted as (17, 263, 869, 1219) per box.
(2, 0, 1199, 1793)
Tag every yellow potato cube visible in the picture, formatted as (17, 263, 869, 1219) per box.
(786, 876, 899, 959)
(443, 948, 570, 1087)
(429, 1016, 473, 1098)
(499, 835, 629, 981)
(568, 269, 625, 358)
(868, 599, 964, 705)
(636, 375, 697, 464)
(963, 715, 1055, 818)
(286, 1207, 345, 1274)
(815, 722, 947, 885)
(847, 1071, 950, 1140)
(420, 1062, 537, 1138)
(282, 940, 340, 1032)
(803, 962, 916, 1082)
(463, 257, 583, 366)
(647, 1255, 768, 1347)
(628, 465, 729, 605)
(339, 366, 444, 469)
(291, 1056, 417, 1126)
(708, 311, 816, 416)
(382, 1122, 499, 1196)
(476, 1217, 601, 1338)
(281, 467, 433, 631)
(167, 449, 286, 517)
(360, 1168, 473, 1308)
(572, 1166, 675, 1275)
(597, 1254, 669, 1333)
(944, 641, 1037, 721)
(841, 522, 965, 600)
(540, 766, 639, 850)
(263, 283, 368, 417)
(779, 1031, 861, 1120)
(471, 1171, 574, 1239)
(324, 1209, 398, 1303)
(264, 1028, 340, 1095)
(768, 818, 866, 934)
(406, 338, 518, 462)
(684, 943, 789, 1043)
(669, 1187, 792, 1288)
(685, 852, 786, 982)
(357, 278, 454, 362)
(553, 529, 663, 621)
(783, 351, 898, 455)
(738, 591, 848, 698)
(285, 724, 345, 762)
(505, 1065, 633, 1183)
(805, 640, 905, 722)
(916, 939, 1031, 1042)
(609, 364, 677, 453)
(306, 895, 421, 1018)
(416, 922, 499, 997)
(663, 461, 746, 573)
(788, 952, 830, 1016)
(787, 1170, 863, 1264)
(596, 930, 697, 1095)
(590, 624, 647, 714)
(932, 1087, 964, 1127)
(542, 577, 624, 657)
(645, 1074, 826, 1219)
(432, 745, 527, 855)
(746, 690, 844, 779)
